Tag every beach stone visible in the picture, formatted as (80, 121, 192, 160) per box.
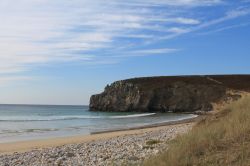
(128, 156, 139, 161)
(66, 152, 75, 158)
(54, 157, 65, 165)
(0, 123, 194, 166)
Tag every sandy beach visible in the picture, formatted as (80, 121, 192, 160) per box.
(0, 120, 196, 166)
(0, 116, 197, 154)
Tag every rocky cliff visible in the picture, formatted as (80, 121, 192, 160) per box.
(89, 75, 250, 112)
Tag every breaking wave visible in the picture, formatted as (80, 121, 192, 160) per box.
(0, 113, 156, 122)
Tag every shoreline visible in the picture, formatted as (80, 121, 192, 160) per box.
(0, 116, 200, 155)
(91, 115, 199, 134)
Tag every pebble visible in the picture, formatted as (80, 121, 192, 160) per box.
(0, 123, 193, 166)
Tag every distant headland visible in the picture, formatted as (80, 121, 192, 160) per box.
(90, 75, 250, 113)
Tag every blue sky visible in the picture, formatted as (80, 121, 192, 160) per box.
(0, 0, 250, 105)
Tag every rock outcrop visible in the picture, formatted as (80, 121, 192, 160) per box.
(90, 75, 250, 112)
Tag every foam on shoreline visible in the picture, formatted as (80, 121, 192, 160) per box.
(0, 115, 199, 155)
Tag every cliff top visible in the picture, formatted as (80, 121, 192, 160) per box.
(91, 75, 250, 112)
(114, 75, 250, 92)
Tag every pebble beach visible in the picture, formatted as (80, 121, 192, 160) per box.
(0, 123, 194, 166)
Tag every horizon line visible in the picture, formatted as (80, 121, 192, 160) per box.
(0, 103, 89, 107)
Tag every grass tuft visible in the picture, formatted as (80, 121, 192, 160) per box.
(144, 95, 250, 166)
(146, 139, 162, 146)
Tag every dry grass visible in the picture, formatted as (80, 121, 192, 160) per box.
(144, 95, 250, 166)
(146, 139, 162, 146)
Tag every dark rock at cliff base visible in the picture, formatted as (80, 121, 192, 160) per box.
(89, 75, 250, 112)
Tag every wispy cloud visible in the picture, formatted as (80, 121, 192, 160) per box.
(169, 18, 200, 25)
(116, 48, 179, 57)
(112, 0, 223, 7)
(167, 27, 190, 34)
(0, 0, 249, 82)
(198, 22, 250, 35)
(197, 8, 250, 29)
(158, 7, 250, 40)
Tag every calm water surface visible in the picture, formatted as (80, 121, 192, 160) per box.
(0, 104, 196, 143)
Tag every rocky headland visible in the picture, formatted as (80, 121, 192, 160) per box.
(90, 75, 250, 113)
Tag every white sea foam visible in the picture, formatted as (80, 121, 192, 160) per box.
(0, 113, 156, 122)
(0, 128, 59, 135)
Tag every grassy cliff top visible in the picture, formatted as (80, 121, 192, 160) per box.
(119, 75, 250, 91)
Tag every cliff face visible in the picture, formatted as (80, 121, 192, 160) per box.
(90, 75, 250, 112)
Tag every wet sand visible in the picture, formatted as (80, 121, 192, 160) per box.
(0, 116, 198, 155)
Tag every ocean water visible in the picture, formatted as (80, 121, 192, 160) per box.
(0, 105, 196, 143)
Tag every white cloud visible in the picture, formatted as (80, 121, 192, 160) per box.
(147, 17, 200, 25)
(170, 17, 200, 25)
(112, 0, 222, 7)
(167, 27, 190, 34)
(158, 8, 250, 40)
(198, 8, 250, 29)
(0, 0, 248, 80)
(130, 48, 179, 55)
(198, 22, 250, 35)
(113, 48, 179, 57)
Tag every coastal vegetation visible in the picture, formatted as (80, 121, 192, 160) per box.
(144, 95, 250, 166)
(146, 139, 162, 146)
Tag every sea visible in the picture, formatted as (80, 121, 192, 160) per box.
(0, 104, 197, 143)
